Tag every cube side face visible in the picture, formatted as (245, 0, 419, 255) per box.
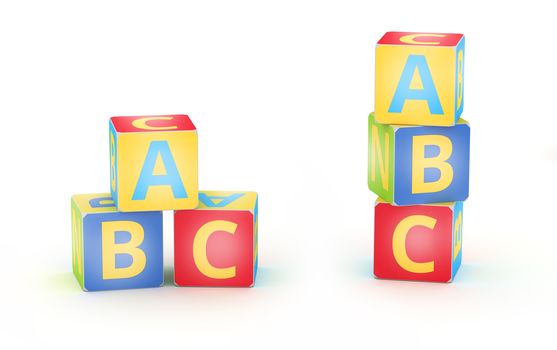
(375, 37, 460, 126)
(116, 130, 199, 212)
(393, 121, 470, 205)
(174, 209, 255, 287)
(454, 37, 465, 121)
(368, 113, 394, 202)
(253, 197, 259, 282)
(109, 120, 119, 208)
(374, 201, 454, 282)
(71, 199, 85, 289)
(82, 211, 163, 291)
(451, 201, 464, 280)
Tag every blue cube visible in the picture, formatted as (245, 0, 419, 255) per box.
(71, 193, 163, 291)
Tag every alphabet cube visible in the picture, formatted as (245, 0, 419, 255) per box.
(174, 191, 258, 287)
(374, 199, 463, 283)
(368, 112, 469, 205)
(109, 115, 198, 212)
(71, 193, 163, 291)
(375, 31, 464, 126)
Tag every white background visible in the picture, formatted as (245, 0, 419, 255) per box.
(1, 1, 556, 349)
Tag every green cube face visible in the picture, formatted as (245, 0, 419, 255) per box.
(71, 200, 85, 289)
(368, 113, 395, 202)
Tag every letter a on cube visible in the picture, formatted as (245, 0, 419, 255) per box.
(174, 191, 258, 287)
(375, 32, 465, 126)
(71, 193, 163, 291)
(109, 115, 198, 212)
(374, 199, 463, 282)
(368, 113, 469, 205)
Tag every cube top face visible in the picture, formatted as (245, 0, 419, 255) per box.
(375, 196, 456, 209)
(197, 191, 258, 212)
(393, 117, 469, 131)
(174, 208, 256, 287)
(378, 32, 464, 47)
(110, 118, 199, 212)
(374, 200, 462, 283)
(110, 115, 196, 133)
(375, 32, 465, 126)
(368, 113, 470, 205)
(71, 193, 117, 215)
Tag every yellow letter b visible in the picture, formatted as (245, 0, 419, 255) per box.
(412, 135, 453, 194)
(102, 221, 147, 280)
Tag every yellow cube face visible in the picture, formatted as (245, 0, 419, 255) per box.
(197, 191, 258, 211)
(71, 193, 117, 214)
(375, 32, 464, 126)
(110, 115, 199, 212)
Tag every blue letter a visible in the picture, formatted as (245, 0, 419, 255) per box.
(199, 193, 244, 207)
(388, 55, 443, 115)
(132, 141, 187, 200)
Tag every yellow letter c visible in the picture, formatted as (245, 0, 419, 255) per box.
(131, 116, 178, 130)
(400, 33, 446, 45)
(392, 215, 436, 274)
(193, 220, 237, 279)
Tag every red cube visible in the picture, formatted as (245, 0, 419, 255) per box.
(374, 198, 463, 283)
(174, 191, 258, 287)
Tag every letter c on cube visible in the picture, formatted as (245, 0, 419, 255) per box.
(392, 215, 436, 274)
(132, 116, 179, 131)
(193, 220, 238, 279)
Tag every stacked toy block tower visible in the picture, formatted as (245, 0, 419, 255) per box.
(71, 115, 258, 291)
(369, 32, 469, 282)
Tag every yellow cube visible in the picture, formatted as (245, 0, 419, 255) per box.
(109, 115, 198, 212)
(375, 32, 464, 126)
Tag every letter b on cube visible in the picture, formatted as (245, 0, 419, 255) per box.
(110, 115, 198, 212)
(174, 191, 258, 287)
(368, 113, 469, 205)
(71, 193, 163, 291)
(375, 32, 464, 126)
(374, 199, 463, 283)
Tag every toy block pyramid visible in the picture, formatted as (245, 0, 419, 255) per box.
(72, 115, 258, 291)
